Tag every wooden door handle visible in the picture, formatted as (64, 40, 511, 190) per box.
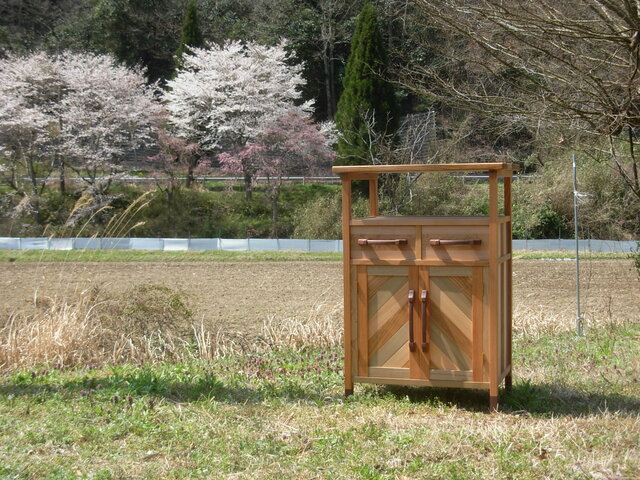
(358, 238, 408, 245)
(408, 290, 416, 352)
(420, 290, 428, 351)
(430, 239, 482, 246)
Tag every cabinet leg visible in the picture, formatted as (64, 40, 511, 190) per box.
(489, 395, 498, 412)
(505, 373, 513, 392)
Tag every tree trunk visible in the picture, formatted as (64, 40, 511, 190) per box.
(244, 172, 253, 200)
(323, 46, 336, 119)
(186, 160, 194, 189)
(59, 160, 66, 194)
(322, 18, 337, 119)
(270, 186, 280, 238)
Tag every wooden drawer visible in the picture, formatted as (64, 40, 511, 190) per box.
(351, 226, 417, 261)
(421, 225, 488, 262)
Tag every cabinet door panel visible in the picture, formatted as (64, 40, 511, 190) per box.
(428, 270, 473, 373)
(356, 266, 412, 377)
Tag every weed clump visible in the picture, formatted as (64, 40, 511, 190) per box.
(0, 284, 193, 370)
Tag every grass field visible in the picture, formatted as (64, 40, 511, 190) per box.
(0, 249, 632, 263)
(0, 253, 638, 479)
(1, 324, 638, 479)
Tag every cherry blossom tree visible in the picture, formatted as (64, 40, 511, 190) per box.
(147, 126, 202, 194)
(163, 40, 313, 198)
(0, 51, 160, 226)
(0, 52, 68, 223)
(56, 52, 160, 193)
(219, 112, 335, 237)
(0, 51, 160, 212)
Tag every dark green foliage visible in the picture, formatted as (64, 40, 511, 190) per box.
(0, 184, 339, 239)
(174, 0, 204, 71)
(334, 1, 399, 167)
(91, 0, 180, 83)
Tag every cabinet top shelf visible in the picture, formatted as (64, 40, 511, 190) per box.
(351, 216, 510, 226)
(332, 162, 518, 175)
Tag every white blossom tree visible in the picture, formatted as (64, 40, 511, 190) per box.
(57, 52, 160, 192)
(0, 51, 160, 221)
(0, 52, 67, 223)
(163, 40, 313, 198)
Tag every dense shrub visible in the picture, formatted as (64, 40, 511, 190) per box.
(512, 157, 639, 240)
(0, 183, 339, 239)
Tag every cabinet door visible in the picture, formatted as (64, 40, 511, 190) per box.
(355, 265, 423, 380)
(424, 267, 484, 382)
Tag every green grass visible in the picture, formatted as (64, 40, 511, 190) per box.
(512, 250, 629, 260)
(0, 249, 342, 263)
(1, 323, 639, 479)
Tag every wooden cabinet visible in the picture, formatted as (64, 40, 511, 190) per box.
(333, 163, 516, 410)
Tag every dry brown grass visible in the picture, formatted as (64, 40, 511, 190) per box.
(0, 286, 343, 370)
(0, 285, 195, 370)
(259, 294, 342, 351)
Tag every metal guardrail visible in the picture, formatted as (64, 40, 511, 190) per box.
(21, 176, 343, 185)
(0, 237, 636, 253)
(20, 174, 538, 186)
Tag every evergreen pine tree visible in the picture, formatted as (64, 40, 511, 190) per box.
(174, 0, 204, 72)
(334, 1, 399, 167)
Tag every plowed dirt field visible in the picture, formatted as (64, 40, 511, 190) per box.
(1, 260, 638, 333)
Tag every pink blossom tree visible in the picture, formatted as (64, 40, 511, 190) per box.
(148, 126, 203, 194)
(163, 41, 313, 198)
(219, 112, 335, 237)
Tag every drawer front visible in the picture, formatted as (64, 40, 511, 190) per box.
(422, 225, 488, 262)
(351, 226, 417, 261)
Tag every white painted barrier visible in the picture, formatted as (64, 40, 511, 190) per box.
(0, 237, 636, 253)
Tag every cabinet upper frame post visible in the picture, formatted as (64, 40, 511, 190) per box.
(488, 170, 500, 410)
(341, 175, 353, 394)
(368, 177, 378, 217)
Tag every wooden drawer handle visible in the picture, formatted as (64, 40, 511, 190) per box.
(430, 239, 482, 246)
(357, 238, 408, 246)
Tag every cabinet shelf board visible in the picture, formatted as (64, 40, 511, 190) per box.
(354, 376, 490, 390)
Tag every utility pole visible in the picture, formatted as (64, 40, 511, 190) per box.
(573, 154, 584, 336)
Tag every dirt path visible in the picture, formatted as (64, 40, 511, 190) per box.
(1, 260, 637, 333)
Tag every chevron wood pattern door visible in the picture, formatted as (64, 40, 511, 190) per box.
(357, 266, 412, 379)
(356, 265, 484, 383)
(426, 267, 477, 381)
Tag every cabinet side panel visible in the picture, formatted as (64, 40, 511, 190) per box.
(357, 266, 369, 376)
(483, 268, 490, 381)
(502, 261, 509, 374)
(472, 267, 484, 382)
(498, 261, 504, 375)
(350, 266, 358, 380)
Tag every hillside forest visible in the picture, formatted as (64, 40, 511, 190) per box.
(1, 0, 639, 240)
